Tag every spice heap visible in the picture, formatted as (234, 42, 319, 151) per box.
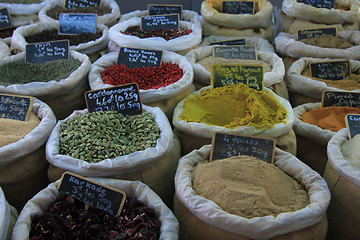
(197, 56, 271, 72)
(30, 195, 161, 239)
(47, 5, 112, 19)
(179, 84, 287, 130)
(59, 111, 160, 163)
(25, 30, 102, 46)
(101, 63, 183, 90)
(121, 26, 192, 41)
(341, 134, 360, 169)
(302, 68, 360, 90)
(300, 35, 354, 49)
(0, 112, 40, 148)
(192, 156, 309, 218)
(302, 106, 360, 131)
(0, 58, 81, 86)
(0, 27, 16, 39)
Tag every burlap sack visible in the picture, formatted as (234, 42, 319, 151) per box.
(0, 0, 49, 15)
(11, 179, 179, 240)
(201, 0, 273, 29)
(174, 145, 330, 240)
(0, 50, 91, 120)
(0, 98, 56, 211)
(325, 128, 360, 239)
(275, 31, 360, 59)
(0, 40, 10, 58)
(38, 0, 121, 27)
(282, 0, 360, 24)
(10, 21, 109, 55)
(46, 106, 180, 207)
(173, 86, 296, 155)
(0, 187, 18, 240)
(201, 17, 274, 42)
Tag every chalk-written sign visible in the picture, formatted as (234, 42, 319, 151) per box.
(345, 114, 360, 139)
(25, 40, 69, 64)
(322, 90, 360, 108)
(221, 1, 255, 14)
(59, 13, 97, 34)
(297, 27, 337, 40)
(300, 0, 334, 9)
(141, 14, 179, 30)
(58, 172, 126, 216)
(65, 0, 101, 9)
(0, 8, 11, 30)
(117, 47, 163, 68)
(0, 94, 34, 121)
(211, 64, 263, 91)
(210, 38, 246, 46)
(148, 4, 182, 18)
(310, 60, 350, 80)
(212, 45, 257, 60)
(210, 132, 275, 163)
(85, 84, 143, 116)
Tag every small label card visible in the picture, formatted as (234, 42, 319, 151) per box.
(117, 47, 163, 68)
(0, 7, 11, 30)
(322, 90, 360, 108)
(59, 13, 97, 34)
(221, 1, 255, 14)
(210, 38, 246, 46)
(148, 4, 183, 18)
(310, 60, 350, 80)
(300, 0, 334, 9)
(210, 132, 275, 163)
(85, 84, 143, 115)
(212, 45, 257, 60)
(0, 94, 34, 121)
(345, 114, 360, 139)
(58, 172, 126, 216)
(65, 0, 101, 9)
(141, 14, 179, 30)
(297, 27, 337, 40)
(211, 64, 263, 91)
(25, 40, 69, 64)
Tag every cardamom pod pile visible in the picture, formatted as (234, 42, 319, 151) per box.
(59, 111, 160, 163)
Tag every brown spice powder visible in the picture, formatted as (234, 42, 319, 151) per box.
(300, 35, 354, 49)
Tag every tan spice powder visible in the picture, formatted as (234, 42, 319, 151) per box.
(300, 35, 354, 49)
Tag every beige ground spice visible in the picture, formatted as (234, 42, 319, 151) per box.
(192, 155, 309, 218)
(0, 112, 40, 148)
(300, 35, 354, 49)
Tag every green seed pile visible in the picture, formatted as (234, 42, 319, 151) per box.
(59, 111, 161, 163)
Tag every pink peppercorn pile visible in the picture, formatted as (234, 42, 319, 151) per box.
(101, 63, 184, 90)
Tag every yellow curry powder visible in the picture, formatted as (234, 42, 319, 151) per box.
(179, 84, 287, 129)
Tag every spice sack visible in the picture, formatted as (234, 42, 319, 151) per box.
(0, 187, 18, 240)
(0, 40, 10, 58)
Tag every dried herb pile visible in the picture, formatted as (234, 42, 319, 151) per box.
(122, 26, 192, 41)
(0, 58, 81, 86)
(47, 5, 112, 19)
(30, 195, 161, 240)
(101, 63, 183, 90)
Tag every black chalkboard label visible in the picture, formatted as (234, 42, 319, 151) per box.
(310, 60, 350, 81)
(59, 13, 97, 34)
(117, 47, 163, 68)
(210, 132, 275, 163)
(141, 14, 179, 30)
(0, 8, 11, 30)
(25, 40, 70, 64)
(345, 114, 360, 139)
(58, 172, 126, 216)
(148, 4, 182, 18)
(85, 84, 143, 115)
(321, 90, 360, 108)
(297, 27, 337, 40)
(210, 38, 246, 46)
(211, 64, 263, 91)
(65, 0, 101, 9)
(0, 94, 34, 121)
(212, 45, 257, 60)
(300, 0, 334, 9)
(221, 1, 255, 14)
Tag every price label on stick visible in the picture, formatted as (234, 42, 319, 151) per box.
(210, 38, 246, 46)
(58, 172, 126, 216)
(297, 27, 337, 40)
(210, 132, 276, 163)
(0, 94, 33, 121)
(59, 13, 97, 34)
(345, 114, 360, 139)
(141, 14, 179, 30)
(211, 64, 263, 91)
(148, 4, 182, 18)
(85, 84, 143, 115)
(0, 7, 11, 30)
(321, 90, 360, 108)
(25, 40, 69, 64)
(300, 0, 334, 9)
(64, 0, 101, 9)
(221, 1, 255, 14)
(212, 45, 257, 60)
(117, 47, 163, 68)
(310, 60, 350, 81)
